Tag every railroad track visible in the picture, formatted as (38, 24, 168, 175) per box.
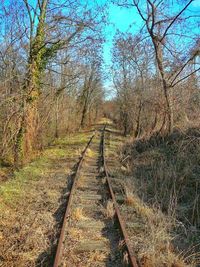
(53, 125, 138, 267)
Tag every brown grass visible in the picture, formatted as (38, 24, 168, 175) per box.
(88, 251, 107, 263)
(0, 131, 91, 266)
(85, 148, 95, 158)
(72, 207, 87, 221)
(122, 182, 193, 266)
(105, 200, 115, 218)
(119, 127, 200, 266)
(103, 124, 200, 267)
(68, 227, 83, 239)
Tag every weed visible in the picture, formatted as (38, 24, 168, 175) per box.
(85, 148, 95, 158)
(72, 207, 86, 221)
(0, 131, 91, 266)
(120, 127, 200, 266)
(88, 251, 107, 262)
(105, 200, 115, 218)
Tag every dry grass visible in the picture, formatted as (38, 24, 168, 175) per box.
(124, 183, 156, 222)
(99, 117, 113, 125)
(68, 227, 83, 239)
(72, 207, 87, 221)
(122, 182, 194, 267)
(124, 182, 200, 266)
(103, 125, 200, 267)
(101, 177, 106, 184)
(63, 249, 108, 267)
(76, 176, 87, 187)
(88, 250, 107, 262)
(105, 200, 115, 218)
(119, 127, 200, 266)
(85, 148, 96, 158)
(0, 131, 91, 266)
(0, 177, 64, 267)
(122, 250, 129, 266)
(124, 183, 135, 206)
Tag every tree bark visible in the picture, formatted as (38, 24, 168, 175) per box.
(134, 100, 142, 138)
(55, 96, 59, 138)
(14, 0, 48, 166)
(80, 98, 88, 128)
(153, 39, 174, 134)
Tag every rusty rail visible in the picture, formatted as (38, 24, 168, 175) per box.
(53, 133, 95, 267)
(102, 125, 139, 267)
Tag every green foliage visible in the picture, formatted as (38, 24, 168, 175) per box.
(39, 42, 63, 72)
(53, 133, 90, 147)
(0, 157, 49, 207)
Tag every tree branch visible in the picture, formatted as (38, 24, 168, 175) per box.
(160, 0, 194, 42)
(172, 67, 200, 87)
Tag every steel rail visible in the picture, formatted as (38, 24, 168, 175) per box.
(53, 133, 95, 267)
(102, 125, 139, 267)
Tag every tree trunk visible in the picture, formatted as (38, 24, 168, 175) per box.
(14, 115, 25, 168)
(157, 112, 166, 135)
(94, 106, 98, 121)
(153, 40, 174, 134)
(123, 112, 128, 136)
(13, 0, 48, 167)
(24, 101, 39, 156)
(80, 99, 87, 128)
(150, 110, 158, 134)
(134, 100, 142, 138)
(13, 57, 41, 166)
(14, 86, 39, 166)
(55, 96, 59, 138)
(163, 82, 174, 134)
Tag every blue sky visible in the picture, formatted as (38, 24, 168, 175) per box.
(103, 4, 142, 67)
(102, 3, 143, 94)
(2, 0, 199, 96)
(103, 0, 200, 66)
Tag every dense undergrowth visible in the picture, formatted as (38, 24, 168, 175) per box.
(121, 127, 200, 265)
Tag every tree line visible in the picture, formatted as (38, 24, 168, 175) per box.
(0, 0, 105, 167)
(111, 0, 199, 136)
(0, 0, 199, 168)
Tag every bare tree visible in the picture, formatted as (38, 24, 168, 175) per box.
(0, 0, 106, 166)
(115, 0, 200, 133)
